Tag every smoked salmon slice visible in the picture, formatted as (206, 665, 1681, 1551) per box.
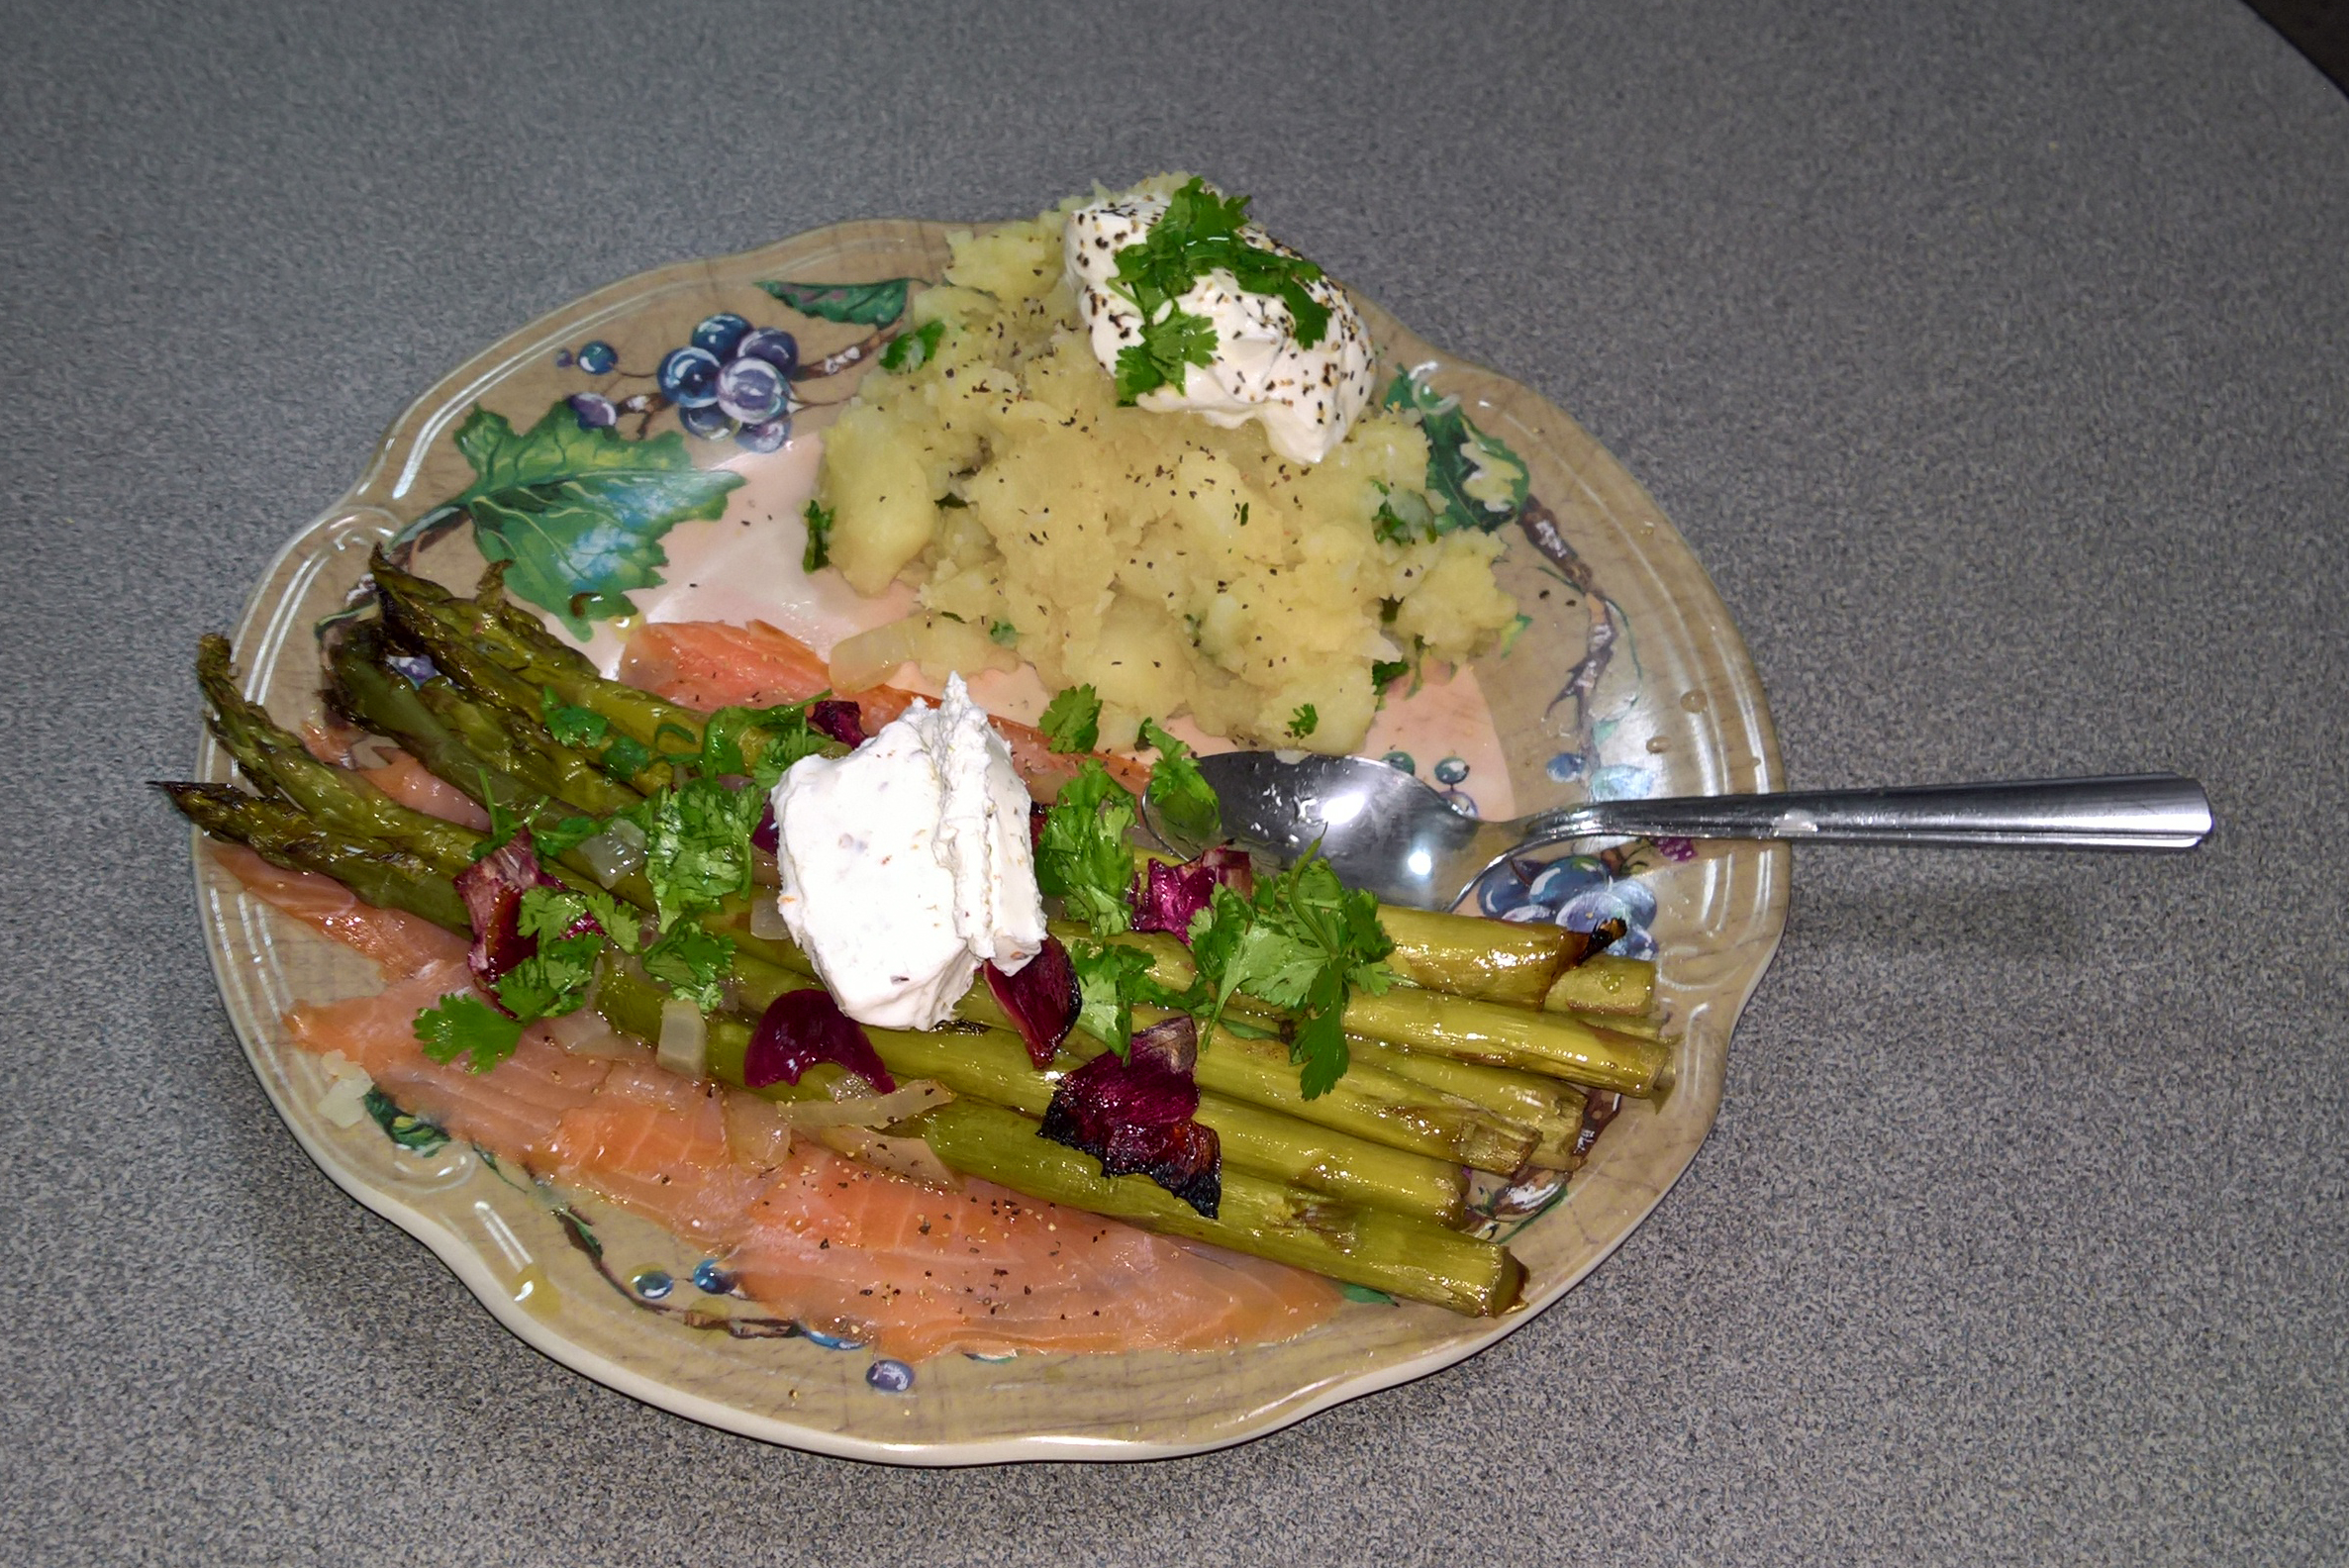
(298, 721, 493, 831)
(211, 841, 466, 977)
(620, 620, 1151, 802)
(230, 851, 1339, 1358)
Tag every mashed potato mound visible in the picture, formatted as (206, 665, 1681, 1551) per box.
(814, 176, 1519, 754)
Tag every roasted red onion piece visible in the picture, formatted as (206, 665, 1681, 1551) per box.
(452, 830, 581, 1012)
(983, 934, 1079, 1069)
(745, 988, 896, 1094)
(750, 800, 779, 853)
(1038, 1016, 1221, 1217)
(1129, 845, 1254, 942)
(809, 698, 864, 748)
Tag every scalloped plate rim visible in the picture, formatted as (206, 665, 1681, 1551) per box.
(191, 217, 1788, 1465)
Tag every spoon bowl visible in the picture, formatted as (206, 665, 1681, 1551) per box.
(1166, 753, 2215, 912)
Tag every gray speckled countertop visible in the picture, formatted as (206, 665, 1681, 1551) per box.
(4, 1, 2343, 1561)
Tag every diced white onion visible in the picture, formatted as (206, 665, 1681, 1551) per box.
(827, 617, 921, 694)
(774, 1079, 951, 1129)
(545, 1005, 643, 1060)
(318, 1073, 373, 1128)
(815, 1126, 960, 1189)
(655, 998, 709, 1079)
(749, 891, 794, 940)
(574, 828, 647, 888)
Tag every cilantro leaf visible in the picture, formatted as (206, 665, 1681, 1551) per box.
(802, 500, 835, 573)
(1113, 308, 1219, 403)
(1065, 940, 1161, 1058)
(1181, 853, 1395, 1099)
(879, 318, 946, 372)
(700, 700, 829, 790)
(1138, 719, 1221, 848)
(642, 777, 764, 931)
(1038, 684, 1103, 753)
(1287, 704, 1318, 739)
(532, 813, 605, 858)
(452, 402, 742, 637)
(414, 993, 526, 1073)
(597, 733, 654, 783)
(541, 685, 610, 749)
(469, 783, 530, 863)
(1035, 761, 1138, 934)
(987, 619, 1020, 647)
(1102, 178, 1334, 406)
(1370, 658, 1410, 691)
(641, 924, 734, 1013)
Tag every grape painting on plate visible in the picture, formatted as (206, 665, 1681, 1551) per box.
(558, 313, 801, 453)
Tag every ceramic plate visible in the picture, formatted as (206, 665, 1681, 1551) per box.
(192, 218, 1786, 1463)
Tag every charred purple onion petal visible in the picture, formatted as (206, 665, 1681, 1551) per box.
(809, 698, 864, 748)
(452, 830, 574, 1010)
(746, 988, 897, 1094)
(750, 800, 779, 853)
(1037, 1016, 1221, 1217)
(1129, 845, 1255, 942)
(983, 934, 1079, 1069)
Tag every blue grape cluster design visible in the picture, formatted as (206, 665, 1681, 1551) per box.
(1475, 846, 1693, 959)
(555, 313, 801, 452)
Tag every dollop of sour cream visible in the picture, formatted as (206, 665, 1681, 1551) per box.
(1064, 189, 1376, 465)
(768, 674, 1045, 1030)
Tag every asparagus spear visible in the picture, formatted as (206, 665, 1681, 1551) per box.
(371, 551, 702, 755)
(199, 637, 479, 875)
(594, 966, 1511, 1307)
(1072, 919, 1673, 1098)
(711, 904, 1537, 1176)
(1543, 954, 1657, 1018)
(915, 1100, 1523, 1316)
(165, 784, 472, 931)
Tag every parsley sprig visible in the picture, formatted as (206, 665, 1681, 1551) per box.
(1034, 761, 1139, 934)
(1183, 852, 1396, 1099)
(1106, 177, 1333, 404)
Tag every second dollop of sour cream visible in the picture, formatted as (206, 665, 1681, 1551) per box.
(769, 674, 1045, 1030)
(1064, 188, 1376, 465)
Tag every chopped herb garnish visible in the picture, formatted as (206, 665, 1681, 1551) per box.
(597, 733, 654, 783)
(641, 923, 734, 1013)
(1138, 719, 1221, 848)
(1034, 761, 1138, 935)
(414, 993, 525, 1073)
(1287, 704, 1319, 739)
(1038, 684, 1103, 753)
(469, 783, 528, 862)
(1104, 177, 1332, 404)
(879, 318, 946, 372)
(1183, 852, 1396, 1099)
(987, 619, 1020, 646)
(532, 813, 606, 859)
(1065, 939, 1165, 1059)
(802, 500, 835, 573)
(540, 686, 610, 750)
(1370, 658, 1411, 691)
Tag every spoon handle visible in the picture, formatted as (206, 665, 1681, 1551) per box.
(1517, 774, 2214, 851)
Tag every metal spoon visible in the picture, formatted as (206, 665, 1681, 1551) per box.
(1163, 754, 2214, 911)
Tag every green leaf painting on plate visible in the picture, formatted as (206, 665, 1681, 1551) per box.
(363, 1087, 449, 1154)
(756, 278, 918, 327)
(1383, 371, 1530, 535)
(451, 403, 743, 637)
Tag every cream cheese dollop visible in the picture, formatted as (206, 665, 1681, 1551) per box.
(1064, 188, 1376, 464)
(768, 674, 1044, 1030)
